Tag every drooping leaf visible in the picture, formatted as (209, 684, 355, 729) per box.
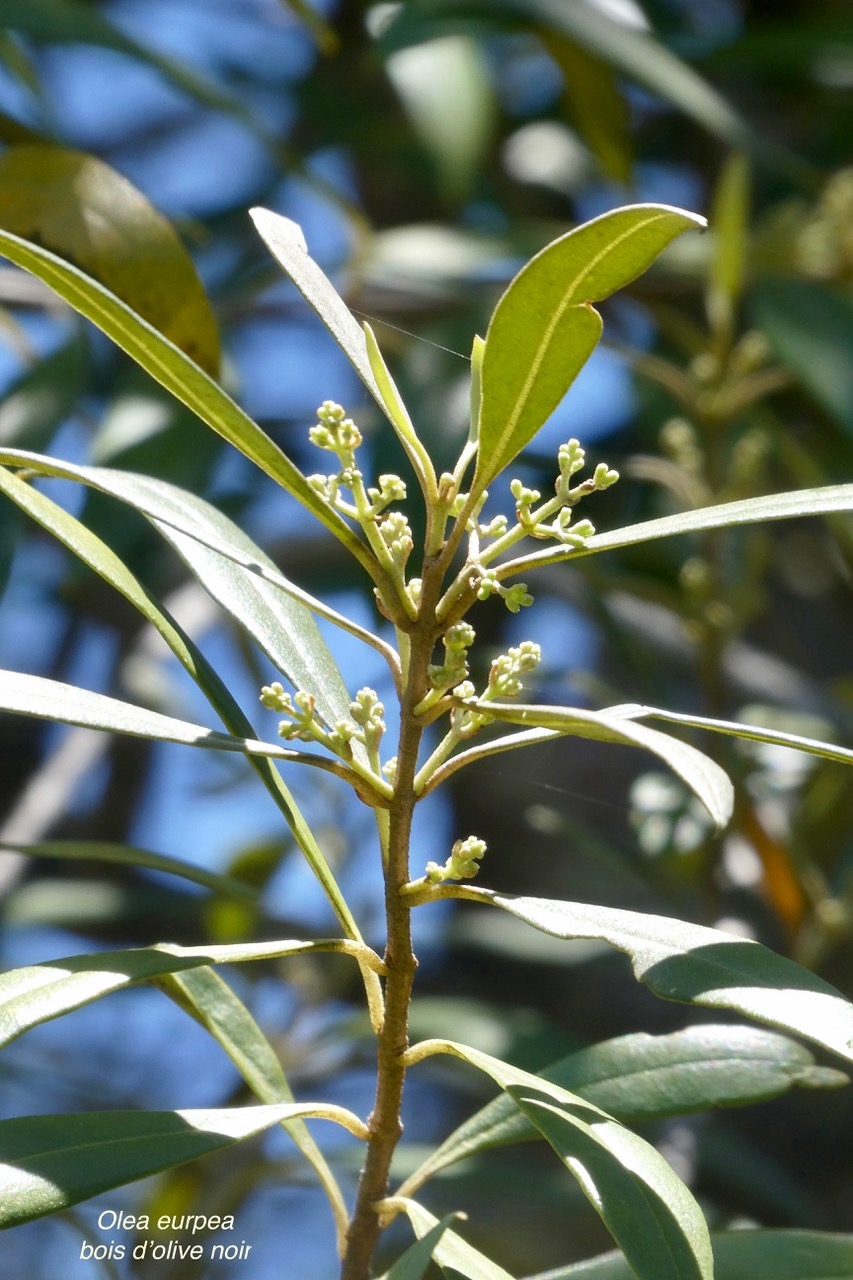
(0, 461, 364, 940)
(0, 838, 257, 901)
(0, 1101, 366, 1228)
(473, 205, 705, 494)
(0, 937, 378, 1049)
(0, 144, 220, 373)
(0, 227, 385, 586)
(396, 1199, 517, 1280)
(159, 966, 348, 1251)
(401, 1026, 846, 1193)
(523, 1229, 853, 1280)
(406, 1042, 713, 1280)
(378, 1212, 464, 1280)
(467, 700, 733, 828)
(450, 891, 853, 1067)
(603, 703, 853, 770)
(511, 483, 853, 572)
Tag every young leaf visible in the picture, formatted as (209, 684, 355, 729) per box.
(250, 208, 392, 419)
(450, 891, 853, 1067)
(0, 227, 389, 590)
(377, 1212, 464, 1280)
(604, 703, 853, 770)
(473, 204, 705, 495)
(0, 143, 220, 374)
(524, 1229, 853, 1280)
(0, 938, 380, 1048)
(0, 1102, 368, 1228)
(400, 1026, 845, 1194)
(159, 966, 349, 1253)
(467, 700, 733, 828)
(394, 1199, 517, 1280)
(405, 1042, 713, 1280)
(0, 668, 292, 758)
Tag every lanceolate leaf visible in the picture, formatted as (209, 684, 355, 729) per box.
(0, 227, 388, 589)
(395, 1199, 517, 1280)
(447, 891, 853, 1067)
(473, 205, 705, 494)
(406, 1042, 713, 1280)
(468, 700, 733, 828)
(0, 668, 292, 758)
(504, 484, 853, 573)
(0, 1102, 367, 1228)
(159, 966, 349, 1252)
(604, 704, 853, 770)
(0, 144, 220, 373)
(378, 1213, 464, 1280)
(0, 938, 380, 1049)
(0, 461, 364, 940)
(525, 1229, 853, 1280)
(400, 1026, 845, 1194)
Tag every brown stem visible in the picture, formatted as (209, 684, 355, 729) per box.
(340, 568, 444, 1280)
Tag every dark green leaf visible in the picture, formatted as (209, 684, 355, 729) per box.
(524, 1229, 853, 1280)
(0, 1101, 366, 1227)
(379, 1212, 464, 1280)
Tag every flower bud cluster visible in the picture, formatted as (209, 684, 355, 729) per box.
(504, 440, 618, 548)
(473, 570, 534, 613)
(349, 687, 386, 756)
(377, 510, 414, 571)
(425, 835, 487, 884)
(260, 681, 386, 769)
(428, 622, 476, 692)
(259, 683, 321, 742)
(486, 641, 541, 698)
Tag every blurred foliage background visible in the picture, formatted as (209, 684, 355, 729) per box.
(0, 1, 852, 1276)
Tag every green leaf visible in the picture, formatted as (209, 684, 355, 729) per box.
(468, 700, 733, 828)
(752, 278, 853, 436)
(0, 1101, 367, 1228)
(524, 1229, 853, 1280)
(405, 1042, 713, 1280)
(395, 1199, 517, 1280)
(402, 1026, 845, 1192)
(0, 337, 88, 450)
(509, 483, 853, 572)
(250, 208, 390, 417)
(364, 321, 437, 500)
(0, 839, 257, 901)
(0, 144, 220, 374)
(707, 153, 750, 341)
(0, 461, 364, 940)
(459, 891, 853, 1066)
(0, 667, 292, 757)
(158, 966, 348, 1251)
(0, 937, 379, 1049)
(0, 226, 384, 585)
(604, 704, 853, 770)
(378, 1212, 464, 1280)
(543, 33, 631, 185)
(473, 204, 705, 494)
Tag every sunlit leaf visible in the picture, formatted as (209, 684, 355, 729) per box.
(0, 937, 380, 1048)
(405, 1042, 713, 1280)
(0, 1101, 367, 1228)
(524, 1229, 853, 1280)
(402, 1026, 846, 1192)
(0, 667, 290, 757)
(0, 144, 219, 373)
(0, 227, 382, 583)
(467, 699, 732, 828)
(454, 891, 853, 1066)
(473, 205, 705, 494)
(707, 152, 750, 340)
(378, 1212, 463, 1280)
(604, 703, 853, 770)
(396, 1199, 517, 1280)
